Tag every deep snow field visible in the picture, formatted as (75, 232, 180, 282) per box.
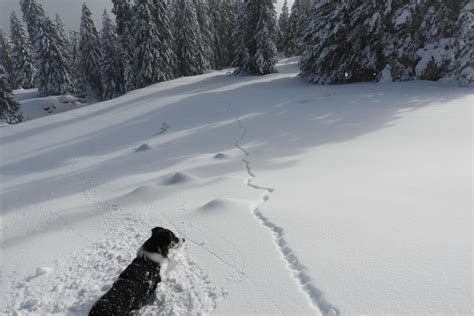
(0, 58, 472, 315)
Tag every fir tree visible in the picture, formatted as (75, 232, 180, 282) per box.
(208, 0, 235, 69)
(10, 11, 36, 89)
(100, 10, 124, 100)
(20, 0, 46, 44)
(34, 16, 76, 96)
(150, 0, 177, 80)
(195, 0, 214, 70)
(112, 0, 134, 92)
(0, 65, 24, 124)
(285, 0, 306, 57)
(233, 0, 278, 75)
(0, 29, 14, 82)
(277, 0, 290, 53)
(174, 0, 206, 76)
(132, 0, 164, 88)
(455, 0, 474, 86)
(78, 4, 102, 97)
(300, 0, 384, 84)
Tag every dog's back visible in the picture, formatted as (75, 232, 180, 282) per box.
(89, 258, 161, 316)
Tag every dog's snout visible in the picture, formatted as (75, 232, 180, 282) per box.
(182, 238, 185, 243)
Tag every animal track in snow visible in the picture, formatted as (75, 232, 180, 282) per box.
(234, 113, 338, 316)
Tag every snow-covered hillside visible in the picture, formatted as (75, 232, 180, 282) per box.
(1, 59, 472, 315)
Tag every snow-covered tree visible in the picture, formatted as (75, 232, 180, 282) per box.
(412, 0, 462, 81)
(0, 65, 23, 124)
(132, 0, 165, 88)
(55, 14, 72, 61)
(150, 0, 177, 80)
(233, 0, 278, 75)
(195, 0, 214, 70)
(454, 0, 474, 86)
(0, 28, 14, 82)
(301, 1, 387, 84)
(174, 0, 206, 76)
(78, 4, 102, 97)
(112, 0, 134, 92)
(285, 0, 310, 57)
(10, 11, 36, 89)
(277, 0, 290, 53)
(100, 10, 124, 100)
(20, 0, 46, 44)
(34, 16, 76, 96)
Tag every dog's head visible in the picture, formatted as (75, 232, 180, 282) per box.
(141, 227, 185, 258)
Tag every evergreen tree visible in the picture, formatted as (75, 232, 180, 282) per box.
(70, 30, 79, 67)
(132, 0, 165, 88)
(55, 14, 72, 62)
(285, 0, 308, 56)
(233, 0, 278, 75)
(112, 0, 134, 92)
(207, 0, 236, 69)
(10, 11, 36, 89)
(0, 65, 24, 124)
(277, 0, 290, 53)
(195, 0, 214, 70)
(300, 1, 385, 84)
(0, 29, 14, 82)
(455, 0, 474, 86)
(174, 0, 206, 76)
(78, 4, 102, 97)
(20, 0, 46, 44)
(151, 0, 177, 80)
(34, 16, 76, 96)
(100, 10, 124, 100)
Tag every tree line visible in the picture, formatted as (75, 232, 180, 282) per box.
(1, 0, 472, 124)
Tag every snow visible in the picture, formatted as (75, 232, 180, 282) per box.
(13, 88, 85, 121)
(1, 58, 472, 315)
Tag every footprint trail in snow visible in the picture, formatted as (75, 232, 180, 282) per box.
(234, 113, 338, 316)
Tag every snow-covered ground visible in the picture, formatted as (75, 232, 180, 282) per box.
(12, 88, 86, 122)
(1, 58, 472, 315)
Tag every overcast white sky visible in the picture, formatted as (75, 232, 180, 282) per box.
(0, 0, 294, 32)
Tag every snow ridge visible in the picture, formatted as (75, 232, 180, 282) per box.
(234, 114, 338, 316)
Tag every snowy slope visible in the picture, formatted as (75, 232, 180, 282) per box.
(1, 58, 472, 315)
(13, 88, 86, 122)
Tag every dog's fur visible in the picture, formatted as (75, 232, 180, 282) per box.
(89, 227, 184, 316)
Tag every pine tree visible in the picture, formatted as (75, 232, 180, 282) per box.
(55, 14, 72, 61)
(0, 65, 24, 124)
(34, 16, 76, 96)
(0, 28, 14, 83)
(300, 0, 385, 84)
(100, 10, 124, 100)
(78, 4, 102, 97)
(174, 0, 206, 76)
(112, 0, 134, 92)
(207, 0, 236, 69)
(20, 0, 46, 44)
(455, 0, 474, 86)
(151, 0, 177, 80)
(132, 0, 165, 88)
(195, 0, 214, 70)
(10, 11, 36, 89)
(277, 0, 290, 53)
(233, 0, 278, 75)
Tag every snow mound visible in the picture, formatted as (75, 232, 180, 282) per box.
(163, 172, 194, 185)
(199, 198, 240, 212)
(135, 143, 152, 152)
(213, 153, 228, 160)
(127, 185, 157, 197)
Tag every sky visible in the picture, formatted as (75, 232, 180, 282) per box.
(0, 0, 295, 33)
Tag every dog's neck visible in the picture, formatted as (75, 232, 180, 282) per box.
(137, 246, 169, 280)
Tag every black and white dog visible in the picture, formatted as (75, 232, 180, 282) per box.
(89, 227, 185, 316)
